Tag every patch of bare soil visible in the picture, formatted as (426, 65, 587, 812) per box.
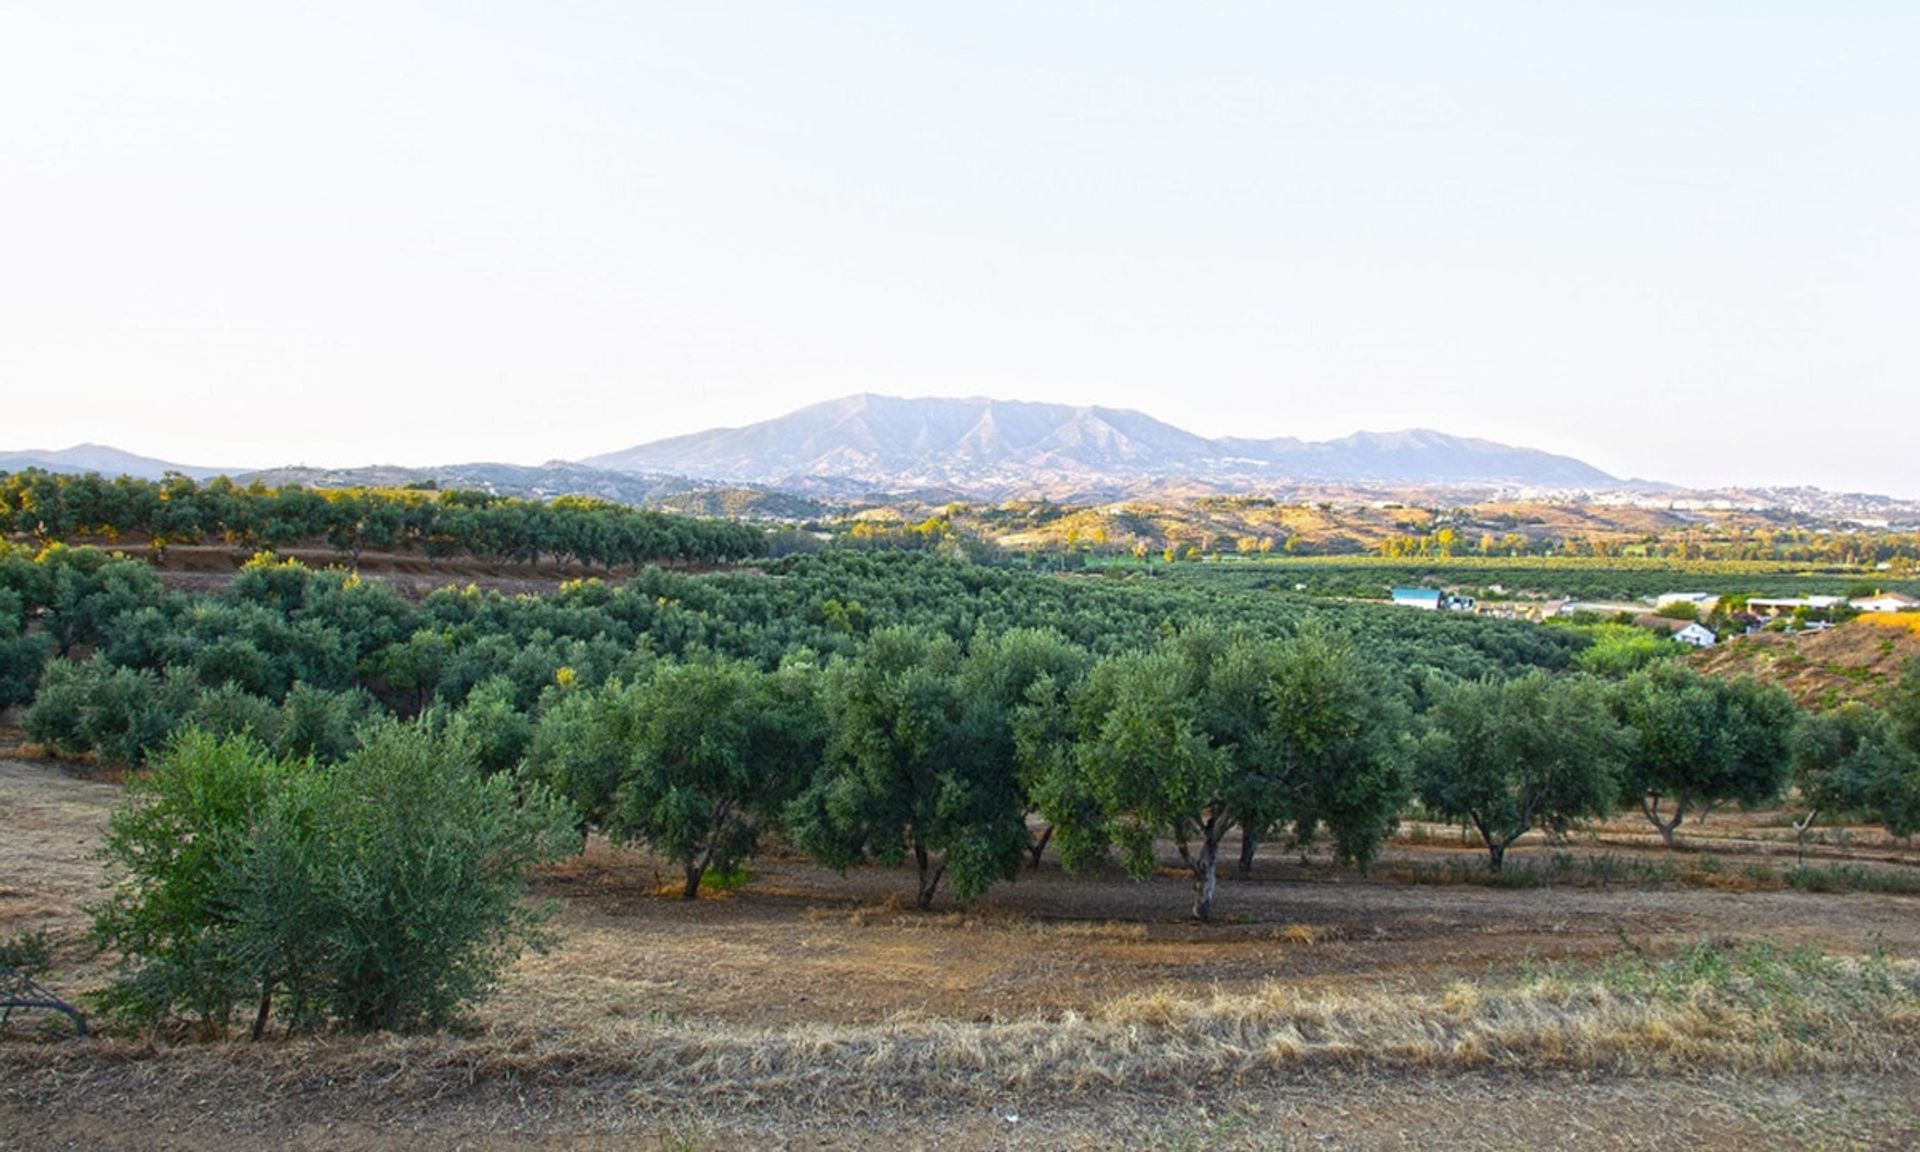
(1693, 618, 1920, 710)
(5, 757, 1919, 1150)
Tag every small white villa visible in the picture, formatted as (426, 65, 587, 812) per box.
(1671, 622, 1718, 648)
(1851, 591, 1919, 613)
(1391, 588, 1442, 610)
(1635, 614, 1718, 648)
(1391, 588, 1475, 612)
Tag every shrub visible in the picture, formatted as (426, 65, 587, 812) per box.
(91, 725, 576, 1036)
(24, 660, 197, 762)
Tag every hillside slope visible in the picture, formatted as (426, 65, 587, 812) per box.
(1692, 617, 1920, 709)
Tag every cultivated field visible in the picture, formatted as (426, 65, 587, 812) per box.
(4, 752, 1919, 1150)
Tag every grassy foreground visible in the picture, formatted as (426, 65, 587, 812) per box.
(8, 942, 1916, 1112)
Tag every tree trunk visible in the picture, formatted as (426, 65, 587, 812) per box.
(1641, 795, 1686, 847)
(1191, 838, 1219, 922)
(1794, 809, 1817, 863)
(1237, 827, 1259, 877)
(914, 843, 945, 910)
(1473, 814, 1514, 872)
(1027, 824, 1052, 870)
(250, 984, 272, 1041)
(681, 863, 703, 901)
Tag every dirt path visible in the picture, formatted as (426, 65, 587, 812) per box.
(7, 1070, 1917, 1150)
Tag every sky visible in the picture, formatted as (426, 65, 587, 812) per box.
(3, 3, 1917, 495)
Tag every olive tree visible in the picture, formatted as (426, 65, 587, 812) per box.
(606, 658, 824, 899)
(1043, 627, 1408, 920)
(787, 627, 1032, 908)
(1231, 625, 1409, 877)
(1793, 702, 1920, 840)
(1417, 671, 1628, 870)
(91, 723, 575, 1036)
(1614, 664, 1798, 845)
(1046, 643, 1230, 918)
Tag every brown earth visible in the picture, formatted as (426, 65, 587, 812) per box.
(4, 755, 1919, 1150)
(1692, 616, 1920, 709)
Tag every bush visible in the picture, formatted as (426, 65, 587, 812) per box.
(24, 660, 197, 762)
(275, 681, 374, 763)
(91, 725, 576, 1036)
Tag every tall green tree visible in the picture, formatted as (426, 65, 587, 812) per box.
(1417, 671, 1628, 870)
(788, 627, 1030, 908)
(1048, 644, 1230, 918)
(1615, 664, 1798, 845)
(607, 658, 824, 899)
(1044, 627, 1408, 920)
(1793, 702, 1920, 840)
(1233, 625, 1410, 876)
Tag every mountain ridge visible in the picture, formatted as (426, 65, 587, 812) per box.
(0, 443, 229, 481)
(581, 393, 1620, 494)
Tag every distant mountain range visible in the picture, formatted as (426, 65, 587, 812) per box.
(581, 394, 1619, 495)
(13, 397, 1916, 519)
(0, 443, 229, 482)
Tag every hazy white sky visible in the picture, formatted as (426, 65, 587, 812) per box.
(3, 3, 1917, 494)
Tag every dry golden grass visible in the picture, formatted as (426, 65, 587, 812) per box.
(10, 753, 1920, 1147)
(1855, 612, 1920, 635)
(9, 949, 1915, 1121)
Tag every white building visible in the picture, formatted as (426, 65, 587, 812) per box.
(1851, 592, 1919, 613)
(1392, 588, 1442, 610)
(1672, 622, 1718, 648)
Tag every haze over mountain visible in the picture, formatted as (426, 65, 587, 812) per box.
(0, 444, 227, 482)
(581, 395, 1620, 495)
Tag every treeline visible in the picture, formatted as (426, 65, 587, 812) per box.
(0, 542, 1590, 717)
(0, 470, 767, 569)
(8, 545, 1918, 923)
(1374, 523, 1920, 567)
(1189, 558, 1920, 603)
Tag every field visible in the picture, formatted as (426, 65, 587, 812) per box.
(6, 751, 1919, 1150)
(1142, 555, 1920, 603)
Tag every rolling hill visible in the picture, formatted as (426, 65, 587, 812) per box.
(0, 443, 228, 481)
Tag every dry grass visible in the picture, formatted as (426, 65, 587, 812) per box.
(1854, 612, 1920, 636)
(10, 753, 1920, 1147)
(8, 943, 1915, 1123)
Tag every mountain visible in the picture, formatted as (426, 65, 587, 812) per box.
(581, 394, 1619, 495)
(0, 443, 228, 481)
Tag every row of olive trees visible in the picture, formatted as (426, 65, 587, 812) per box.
(514, 623, 1887, 918)
(523, 623, 1408, 920)
(1416, 662, 1807, 870)
(0, 470, 766, 569)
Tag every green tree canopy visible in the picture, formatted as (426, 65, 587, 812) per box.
(1614, 663, 1799, 845)
(1417, 671, 1629, 870)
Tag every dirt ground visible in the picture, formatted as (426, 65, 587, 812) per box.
(4, 754, 1919, 1150)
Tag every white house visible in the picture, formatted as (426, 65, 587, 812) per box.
(1851, 592, 1919, 613)
(1672, 622, 1717, 648)
(1392, 588, 1442, 610)
(1636, 615, 1718, 648)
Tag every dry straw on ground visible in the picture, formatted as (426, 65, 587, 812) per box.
(8, 946, 1916, 1118)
